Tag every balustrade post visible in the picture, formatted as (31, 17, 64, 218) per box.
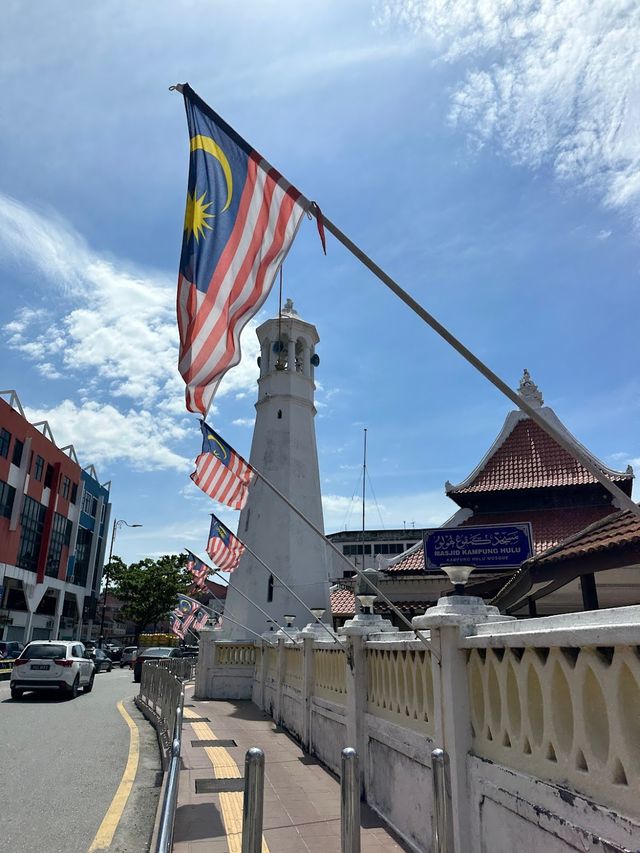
(413, 596, 513, 853)
(194, 629, 218, 699)
(275, 638, 286, 725)
(301, 637, 314, 750)
(258, 640, 268, 710)
(342, 635, 366, 794)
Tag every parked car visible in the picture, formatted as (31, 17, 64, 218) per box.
(133, 646, 182, 683)
(179, 645, 198, 658)
(10, 641, 95, 699)
(120, 646, 138, 669)
(0, 640, 24, 660)
(103, 643, 123, 662)
(90, 648, 114, 673)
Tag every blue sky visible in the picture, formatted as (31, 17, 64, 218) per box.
(1, 0, 639, 564)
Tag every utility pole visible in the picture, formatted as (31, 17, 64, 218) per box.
(98, 519, 142, 648)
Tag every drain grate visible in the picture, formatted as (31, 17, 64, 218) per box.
(192, 739, 237, 748)
(186, 717, 210, 723)
(195, 778, 245, 794)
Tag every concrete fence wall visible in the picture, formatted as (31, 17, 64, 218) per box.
(195, 602, 640, 853)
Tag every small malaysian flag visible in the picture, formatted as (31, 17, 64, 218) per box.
(176, 83, 309, 415)
(191, 421, 254, 509)
(173, 595, 198, 635)
(170, 613, 186, 640)
(206, 512, 245, 572)
(185, 550, 210, 591)
(193, 608, 209, 631)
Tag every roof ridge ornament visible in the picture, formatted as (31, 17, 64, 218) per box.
(518, 369, 543, 408)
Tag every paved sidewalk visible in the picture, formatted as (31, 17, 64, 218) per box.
(172, 691, 410, 852)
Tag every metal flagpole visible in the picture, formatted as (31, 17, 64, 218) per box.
(168, 84, 638, 519)
(184, 597, 270, 643)
(185, 557, 298, 641)
(249, 468, 431, 649)
(210, 572, 299, 642)
(228, 533, 341, 643)
(183, 589, 297, 642)
(308, 207, 640, 520)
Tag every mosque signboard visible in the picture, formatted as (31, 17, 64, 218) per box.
(423, 522, 533, 571)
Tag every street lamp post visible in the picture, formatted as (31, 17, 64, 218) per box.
(98, 519, 142, 647)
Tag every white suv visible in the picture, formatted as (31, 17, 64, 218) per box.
(10, 640, 95, 700)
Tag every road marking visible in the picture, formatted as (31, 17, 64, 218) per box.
(187, 716, 269, 852)
(88, 700, 140, 852)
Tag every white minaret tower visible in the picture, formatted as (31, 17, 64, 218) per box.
(221, 299, 331, 639)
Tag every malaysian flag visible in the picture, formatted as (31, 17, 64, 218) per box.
(177, 83, 309, 415)
(192, 608, 209, 631)
(185, 549, 210, 591)
(173, 595, 198, 636)
(191, 421, 254, 509)
(170, 613, 186, 640)
(206, 512, 245, 572)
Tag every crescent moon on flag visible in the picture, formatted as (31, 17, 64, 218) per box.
(207, 434, 229, 462)
(190, 134, 233, 212)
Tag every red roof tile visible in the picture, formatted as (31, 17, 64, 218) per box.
(384, 506, 617, 573)
(527, 507, 640, 566)
(448, 418, 631, 494)
(330, 586, 355, 615)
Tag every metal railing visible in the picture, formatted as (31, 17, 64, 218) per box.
(139, 661, 185, 751)
(155, 686, 184, 853)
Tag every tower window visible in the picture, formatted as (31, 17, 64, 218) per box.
(244, 508, 250, 532)
(267, 574, 274, 602)
(277, 410, 282, 419)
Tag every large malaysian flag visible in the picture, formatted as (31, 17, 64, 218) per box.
(191, 421, 254, 509)
(176, 83, 308, 415)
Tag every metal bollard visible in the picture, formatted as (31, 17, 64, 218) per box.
(431, 748, 454, 853)
(242, 747, 265, 853)
(340, 747, 360, 853)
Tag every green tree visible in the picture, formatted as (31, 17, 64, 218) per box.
(109, 553, 191, 641)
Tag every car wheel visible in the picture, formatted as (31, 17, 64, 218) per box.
(84, 673, 95, 694)
(10, 687, 23, 700)
(67, 676, 79, 699)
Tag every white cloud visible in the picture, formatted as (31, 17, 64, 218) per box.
(381, 0, 640, 219)
(0, 193, 263, 406)
(322, 489, 453, 532)
(232, 418, 255, 427)
(24, 400, 191, 473)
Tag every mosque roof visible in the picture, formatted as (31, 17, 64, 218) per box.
(445, 371, 633, 500)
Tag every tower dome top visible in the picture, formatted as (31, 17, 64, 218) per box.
(281, 297, 299, 319)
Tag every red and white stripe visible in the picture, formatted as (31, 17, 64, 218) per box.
(190, 450, 254, 510)
(178, 153, 307, 415)
(206, 532, 245, 572)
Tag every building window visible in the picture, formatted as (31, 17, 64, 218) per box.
(17, 495, 47, 573)
(34, 455, 44, 481)
(267, 574, 274, 602)
(82, 490, 96, 516)
(61, 476, 71, 500)
(0, 479, 16, 519)
(0, 428, 10, 459)
(46, 512, 68, 578)
(70, 482, 78, 504)
(74, 526, 92, 587)
(11, 439, 24, 467)
(44, 464, 55, 489)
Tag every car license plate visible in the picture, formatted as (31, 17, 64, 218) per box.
(31, 664, 50, 670)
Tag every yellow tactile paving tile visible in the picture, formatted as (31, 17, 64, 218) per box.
(186, 715, 269, 852)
